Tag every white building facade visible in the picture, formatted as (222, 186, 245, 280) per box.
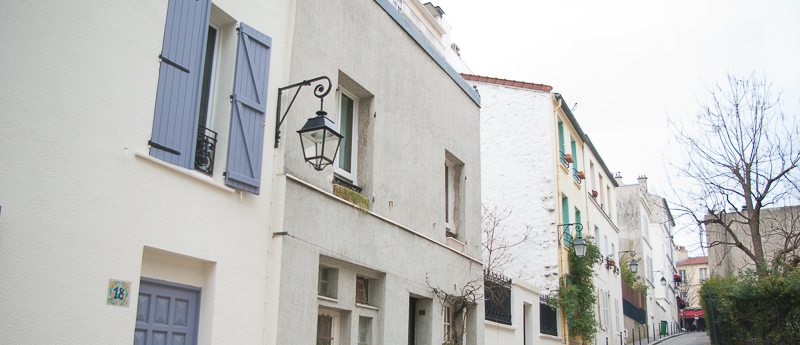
(0, 0, 484, 344)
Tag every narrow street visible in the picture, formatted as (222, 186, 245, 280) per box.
(656, 332, 711, 345)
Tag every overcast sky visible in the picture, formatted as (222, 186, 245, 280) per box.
(434, 0, 800, 254)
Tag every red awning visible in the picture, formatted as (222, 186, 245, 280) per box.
(681, 309, 704, 318)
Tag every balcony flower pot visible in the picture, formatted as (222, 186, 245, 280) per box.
(591, 190, 598, 198)
(564, 154, 574, 163)
(578, 171, 586, 179)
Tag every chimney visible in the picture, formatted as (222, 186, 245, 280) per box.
(637, 175, 648, 193)
(614, 172, 623, 185)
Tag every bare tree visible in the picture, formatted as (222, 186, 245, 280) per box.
(481, 205, 533, 274)
(669, 72, 800, 274)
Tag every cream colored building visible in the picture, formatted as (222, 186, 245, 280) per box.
(676, 256, 708, 309)
(0, 0, 483, 344)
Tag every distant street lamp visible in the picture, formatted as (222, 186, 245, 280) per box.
(619, 250, 639, 273)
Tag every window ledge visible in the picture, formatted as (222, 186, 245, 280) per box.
(559, 162, 569, 173)
(317, 295, 338, 303)
(133, 149, 235, 193)
(539, 333, 562, 341)
(484, 320, 516, 330)
(356, 303, 379, 311)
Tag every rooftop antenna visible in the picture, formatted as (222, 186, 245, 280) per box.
(571, 102, 578, 112)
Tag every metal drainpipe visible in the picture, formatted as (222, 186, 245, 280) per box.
(553, 95, 568, 341)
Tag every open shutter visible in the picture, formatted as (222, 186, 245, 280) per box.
(149, 0, 212, 169)
(225, 23, 272, 194)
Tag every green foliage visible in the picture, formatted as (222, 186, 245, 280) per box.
(620, 254, 647, 296)
(551, 236, 602, 343)
(333, 185, 369, 212)
(701, 267, 800, 344)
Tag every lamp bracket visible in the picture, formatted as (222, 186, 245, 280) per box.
(556, 223, 583, 246)
(274, 76, 332, 148)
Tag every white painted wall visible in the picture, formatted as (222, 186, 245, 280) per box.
(476, 82, 559, 292)
(0, 0, 294, 343)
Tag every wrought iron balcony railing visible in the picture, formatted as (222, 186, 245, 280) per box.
(484, 269, 512, 325)
(194, 126, 217, 176)
(573, 167, 581, 184)
(539, 295, 558, 336)
(559, 150, 569, 167)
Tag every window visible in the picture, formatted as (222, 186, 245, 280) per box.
(317, 309, 341, 345)
(574, 208, 582, 235)
(606, 186, 612, 217)
(358, 317, 371, 345)
(445, 162, 454, 233)
(148, 0, 271, 194)
(335, 88, 358, 183)
(679, 270, 687, 283)
(356, 276, 369, 304)
(318, 266, 338, 298)
(699, 268, 708, 282)
(604, 291, 610, 331)
(615, 298, 620, 332)
(611, 243, 616, 263)
(642, 214, 650, 243)
(194, 22, 221, 176)
(444, 152, 464, 238)
(604, 235, 609, 259)
(571, 138, 580, 183)
(598, 290, 604, 328)
(558, 120, 566, 166)
(540, 297, 558, 336)
(443, 305, 453, 342)
(562, 195, 570, 246)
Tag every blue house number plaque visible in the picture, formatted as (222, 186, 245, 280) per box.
(107, 279, 131, 307)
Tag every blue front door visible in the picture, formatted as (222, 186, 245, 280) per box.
(134, 278, 201, 345)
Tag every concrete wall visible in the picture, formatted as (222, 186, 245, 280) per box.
(707, 206, 800, 276)
(475, 82, 559, 292)
(0, 0, 294, 343)
(266, 0, 483, 344)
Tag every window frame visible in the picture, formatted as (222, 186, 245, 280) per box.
(358, 316, 371, 345)
(356, 276, 369, 305)
(445, 161, 455, 233)
(443, 305, 453, 342)
(197, 21, 222, 130)
(318, 266, 338, 298)
(334, 87, 359, 184)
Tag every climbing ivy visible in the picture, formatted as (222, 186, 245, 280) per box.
(550, 235, 602, 344)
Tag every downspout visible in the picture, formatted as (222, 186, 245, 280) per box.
(553, 95, 570, 343)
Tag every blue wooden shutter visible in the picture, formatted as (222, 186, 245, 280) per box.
(149, 0, 212, 169)
(225, 23, 272, 194)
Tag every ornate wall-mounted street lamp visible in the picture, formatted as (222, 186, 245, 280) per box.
(618, 250, 639, 273)
(274, 76, 343, 171)
(558, 223, 587, 257)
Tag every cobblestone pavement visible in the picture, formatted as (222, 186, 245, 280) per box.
(655, 332, 711, 345)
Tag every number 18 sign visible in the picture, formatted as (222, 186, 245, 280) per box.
(107, 279, 131, 307)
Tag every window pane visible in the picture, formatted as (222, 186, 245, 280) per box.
(359, 317, 370, 344)
(197, 26, 217, 128)
(445, 164, 450, 223)
(338, 94, 354, 172)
